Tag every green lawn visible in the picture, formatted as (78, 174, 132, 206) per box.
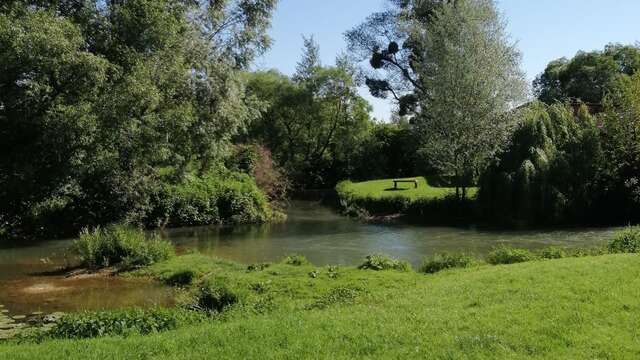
(2, 254, 640, 359)
(337, 177, 477, 201)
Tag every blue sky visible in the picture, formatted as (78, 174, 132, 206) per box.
(254, 0, 640, 121)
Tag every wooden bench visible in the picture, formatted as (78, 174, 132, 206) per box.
(392, 179, 418, 189)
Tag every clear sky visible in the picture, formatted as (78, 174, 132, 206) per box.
(254, 0, 640, 121)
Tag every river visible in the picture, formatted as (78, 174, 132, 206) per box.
(0, 200, 619, 316)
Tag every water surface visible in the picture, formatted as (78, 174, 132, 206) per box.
(166, 200, 618, 266)
(0, 200, 619, 315)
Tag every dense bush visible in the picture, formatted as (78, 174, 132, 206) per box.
(420, 252, 475, 274)
(351, 123, 421, 181)
(481, 70, 640, 227)
(43, 308, 204, 340)
(72, 225, 174, 270)
(194, 278, 244, 313)
(536, 247, 568, 260)
(479, 102, 603, 226)
(608, 226, 640, 253)
(0, 2, 278, 240)
(164, 270, 198, 287)
(486, 246, 536, 265)
(358, 254, 411, 272)
(146, 172, 274, 228)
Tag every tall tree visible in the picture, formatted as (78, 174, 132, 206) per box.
(534, 43, 640, 108)
(345, 0, 455, 116)
(0, 0, 277, 236)
(245, 40, 373, 188)
(415, 0, 527, 199)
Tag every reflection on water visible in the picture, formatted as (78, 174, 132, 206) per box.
(165, 200, 618, 267)
(0, 239, 173, 316)
(0, 200, 619, 315)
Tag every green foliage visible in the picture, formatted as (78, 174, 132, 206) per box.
(351, 123, 420, 181)
(359, 254, 412, 272)
(598, 73, 640, 222)
(244, 45, 373, 189)
(282, 255, 310, 266)
(41, 308, 204, 340)
(486, 246, 536, 265)
(147, 172, 273, 228)
(608, 226, 640, 254)
(194, 278, 244, 313)
(164, 270, 197, 287)
(534, 44, 640, 106)
(0, 1, 277, 239)
(479, 102, 604, 225)
(415, 0, 527, 198)
(421, 252, 475, 274)
(72, 225, 174, 270)
(536, 247, 568, 260)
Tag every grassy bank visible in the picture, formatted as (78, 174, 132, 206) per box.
(336, 177, 477, 222)
(2, 251, 640, 359)
(337, 177, 476, 201)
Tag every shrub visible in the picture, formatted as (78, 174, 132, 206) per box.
(486, 246, 536, 265)
(283, 254, 310, 266)
(421, 252, 475, 274)
(72, 225, 174, 269)
(537, 247, 568, 260)
(164, 270, 197, 287)
(194, 278, 243, 313)
(608, 226, 640, 253)
(358, 254, 412, 272)
(147, 171, 273, 228)
(44, 308, 204, 340)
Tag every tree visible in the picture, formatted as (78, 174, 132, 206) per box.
(598, 72, 640, 221)
(0, 0, 277, 237)
(414, 0, 527, 199)
(345, 0, 455, 116)
(245, 39, 373, 188)
(534, 43, 640, 108)
(479, 102, 603, 225)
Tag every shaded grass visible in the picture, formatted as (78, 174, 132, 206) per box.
(3, 253, 640, 359)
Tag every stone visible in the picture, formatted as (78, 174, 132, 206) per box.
(12, 315, 26, 320)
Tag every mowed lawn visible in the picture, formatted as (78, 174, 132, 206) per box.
(2, 254, 640, 359)
(338, 177, 477, 201)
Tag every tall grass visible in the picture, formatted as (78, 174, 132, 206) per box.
(72, 225, 174, 269)
(608, 225, 640, 253)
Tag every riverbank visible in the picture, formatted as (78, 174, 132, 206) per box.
(336, 178, 476, 224)
(2, 249, 640, 358)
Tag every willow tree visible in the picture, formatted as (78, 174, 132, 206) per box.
(415, 0, 527, 199)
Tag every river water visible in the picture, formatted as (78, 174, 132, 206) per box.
(0, 200, 619, 316)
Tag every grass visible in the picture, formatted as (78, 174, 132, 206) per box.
(337, 177, 477, 201)
(72, 225, 175, 270)
(2, 253, 640, 359)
